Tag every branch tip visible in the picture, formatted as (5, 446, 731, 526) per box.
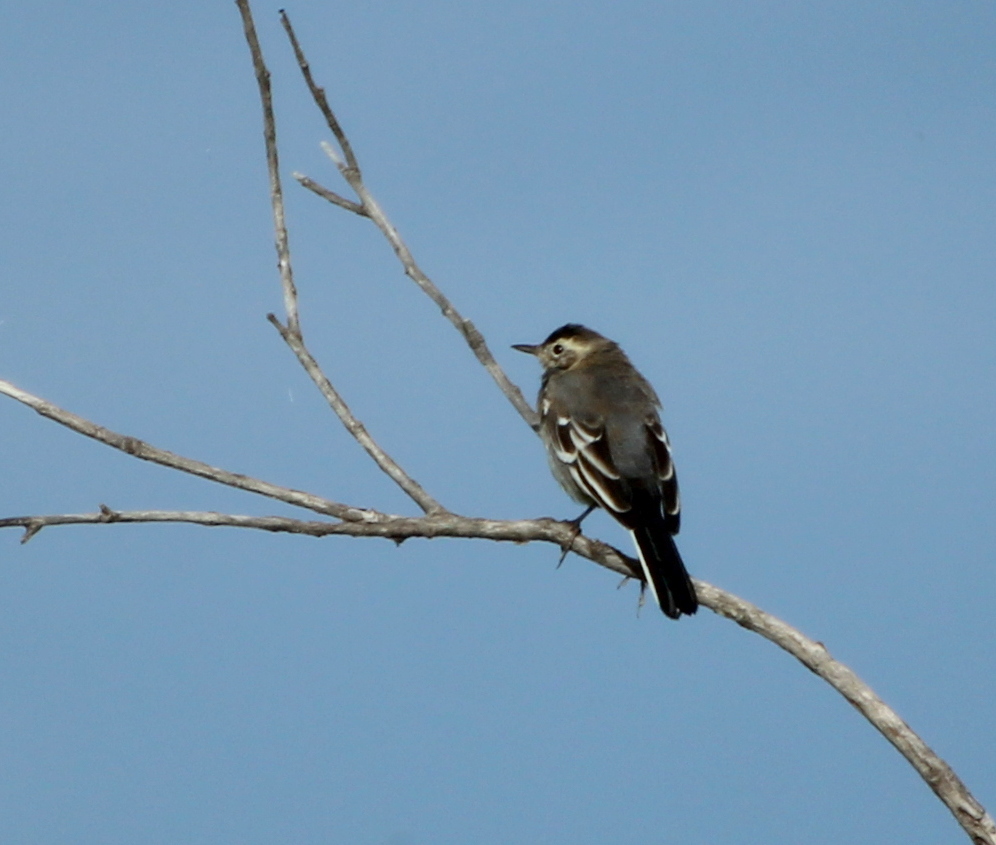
(320, 140, 345, 168)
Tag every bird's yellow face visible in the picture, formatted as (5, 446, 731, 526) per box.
(533, 335, 594, 371)
(513, 324, 611, 372)
(512, 327, 610, 371)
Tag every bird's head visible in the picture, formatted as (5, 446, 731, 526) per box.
(512, 324, 613, 372)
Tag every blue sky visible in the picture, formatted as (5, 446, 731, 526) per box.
(1, 2, 994, 843)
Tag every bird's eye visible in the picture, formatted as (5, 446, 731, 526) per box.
(552, 343, 565, 355)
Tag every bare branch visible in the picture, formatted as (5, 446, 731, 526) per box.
(0, 378, 373, 522)
(0, 506, 641, 578)
(0, 507, 612, 551)
(267, 315, 447, 515)
(279, 10, 360, 175)
(277, 12, 539, 431)
(237, 0, 300, 334)
(700, 582, 996, 844)
(236, 1, 444, 515)
(294, 172, 368, 216)
(0, 508, 359, 539)
(328, 151, 540, 432)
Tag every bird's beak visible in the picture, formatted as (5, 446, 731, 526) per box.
(512, 343, 539, 355)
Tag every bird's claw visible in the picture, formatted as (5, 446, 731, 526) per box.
(556, 505, 596, 568)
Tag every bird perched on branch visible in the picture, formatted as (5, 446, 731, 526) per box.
(514, 324, 697, 619)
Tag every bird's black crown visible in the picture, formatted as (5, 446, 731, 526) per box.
(542, 323, 603, 346)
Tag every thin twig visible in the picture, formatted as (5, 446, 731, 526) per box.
(295, 173, 368, 216)
(277, 11, 539, 431)
(279, 10, 360, 175)
(0, 378, 373, 522)
(268, 315, 447, 515)
(237, 0, 444, 515)
(237, 0, 300, 335)
(326, 143, 540, 431)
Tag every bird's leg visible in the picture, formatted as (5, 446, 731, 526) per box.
(557, 504, 596, 567)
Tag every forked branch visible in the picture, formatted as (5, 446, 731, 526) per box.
(279, 9, 539, 431)
(238, 0, 444, 516)
(0, 378, 372, 522)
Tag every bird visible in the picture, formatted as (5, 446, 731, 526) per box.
(513, 324, 697, 619)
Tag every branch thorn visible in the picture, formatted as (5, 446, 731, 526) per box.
(21, 520, 43, 544)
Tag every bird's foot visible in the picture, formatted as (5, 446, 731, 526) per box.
(557, 505, 596, 568)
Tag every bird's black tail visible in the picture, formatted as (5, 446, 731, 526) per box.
(627, 502, 697, 619)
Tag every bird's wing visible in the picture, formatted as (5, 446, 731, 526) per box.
(549, 415, 631, 514)
(647, 417, 681, 531)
